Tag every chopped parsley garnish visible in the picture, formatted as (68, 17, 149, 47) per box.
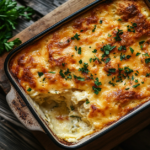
(100, 20, 103, 24)
(86, 99, 90, 104)
(114, 29, 123, 41)
(66, 74, 72, 80)
(89, 58, 92, 63)
(124, 67, 133, 75)
(79, 60, 82, 64)
(127, 23, 137, 33)
(130, 47, 134, 54)
(133, 84, 140, 88)
(108, 34, 112, 37)
(38, 72, 44, 77)
(92, 86, 101, 95)
(78, 47, 81, 54)
(93, 56, 101, 63)
(146, 73, 150, 77)
(92, 25, 97, 32)
(126, 55, 131, 59)
(109, 81, 116, 86)
(80, 30, 83, 32)
(118, 46, 126, 51)
(75, 46, 78, 51)
(59, 70, 65, 78)
(105, 58, 111, 63)
(90, 74, 94, 79)
(43, 78, 46, 81)
(135, 79, 138, 83)
(136, 52, 141, 56)
(101, 44, 116, 55)
(75, 46, 82, 54)
(71, 55, 74, 57)
(79, 63, 89, 74)
(142, 53, 149, 57)
(141, 82, 144, 84)
(118, 19, 122, 21)
(107, 73, 111, 76)
(94, 78, 102, 86)
(132, 23, 137, 27)
(70, 106, 75, 110)
(71, 33, 80, 40)
(64, 69, 71, 75)
(62, 63, 65, 66)
(74, 75, 85, 81)
(108, 68, 116, 73)
(120, 53, 126, 61)
(132, 75, 134, 80)
(139, 41, 145, 45)
(145, 58, 150, 64)
(49, 71, 55, 74)
(139, 41, 145, 50)
(27, 88, 32, 92)
(125, 88, 130, 90)
(92, 49, 97, 53)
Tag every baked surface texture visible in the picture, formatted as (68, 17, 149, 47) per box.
(10, 0, 150, 142)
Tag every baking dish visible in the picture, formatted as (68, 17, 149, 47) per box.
(4, 0, 150, 149)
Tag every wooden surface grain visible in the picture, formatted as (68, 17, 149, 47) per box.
(1, 0, 150, 150)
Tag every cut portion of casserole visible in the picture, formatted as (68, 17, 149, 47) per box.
(10, 0, 150, 142)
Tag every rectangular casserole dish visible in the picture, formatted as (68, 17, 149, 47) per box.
(4, 0, 150, 149)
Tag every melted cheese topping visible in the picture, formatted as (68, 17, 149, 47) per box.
(10, 0, 150, 143)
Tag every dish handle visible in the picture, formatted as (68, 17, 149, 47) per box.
(6, 85, 44, 132)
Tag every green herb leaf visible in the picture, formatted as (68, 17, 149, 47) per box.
(142, 53, 149, 57)
(114, 29, 123, 41)
(64, 69, 71, 75)
(133, 84, 140, 88)
(130, 47, 134, 54)
(100, 20, 103, 24)
(118, 19, 122, 21)
(89, 58, 92, 63)
(108, 68, 116, 73)
(105, 58, 111, 63)
(146, 73, 150, 77)
(108, 34, 112, 37)
(27, 88, 32, 92)
(92, 49, 97, 53)
(136, 52, 141, 56)
(86, 99, 90, 104)
(92, 25, 96, 32)
(145, 58, 150, 64)
(59, 70, 65, 78)
(79, 63, 89, 74)
(139, 41, 145, 45)
(49, 71, 55, 74)
(78, 47, 81, 54)
(94, 78, 102, 86)
(38, 72, 44, 77)
(92, 86, 101, 95)
(79, 60, 82, 64)
(75, 46, 78, 51)
(109, 81, 116, 86)
(74, 75, 85, 81)
(73, 33, 80, 40)
(125, 88, 130, 90)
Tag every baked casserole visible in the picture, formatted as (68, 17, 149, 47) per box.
(9, 0, 150, 143)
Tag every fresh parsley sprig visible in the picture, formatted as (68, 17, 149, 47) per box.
(0, 0, 34, 54)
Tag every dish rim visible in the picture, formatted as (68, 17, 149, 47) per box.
(4, 0, 150, 149)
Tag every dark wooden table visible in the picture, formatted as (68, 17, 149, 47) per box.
(1, 0, 150, 150)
